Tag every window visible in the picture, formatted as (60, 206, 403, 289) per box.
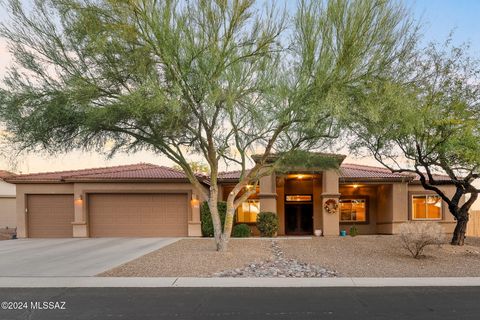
(340, 198, 367, 222)
(236, 200, 260, 223)
(412, 195, 442, 220)
(286, 195, 312, 202)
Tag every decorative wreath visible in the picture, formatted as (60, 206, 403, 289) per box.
(324, 199, 338, 215)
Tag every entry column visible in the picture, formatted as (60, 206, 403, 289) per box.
(259, 171, 277, 213)
(72, 184, 88, 238)
(321, 169, 340, 236)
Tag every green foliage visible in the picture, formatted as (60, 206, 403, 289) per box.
(0, 0, 419, 249)
(0, 0, 418, 166)
(232, 224, 251, 238)
(349, 225, 358, 237)
(275, 150, 342, 174)
(256, 212, 279, 237)
(200, 201, 227, 237)
(345, 39, 480, 244)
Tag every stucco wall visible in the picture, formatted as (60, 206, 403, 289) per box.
(15, 181, 204, 238)
(0, 180, 15, 196)
(0, 180, 16, 229)
(406, 184, 457, 233)
(0, 197, 16, 228)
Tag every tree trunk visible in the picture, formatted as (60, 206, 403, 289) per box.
(216, 233, 229, 252)
(208, 186, 223, 249)
(451, 213, 468, 246)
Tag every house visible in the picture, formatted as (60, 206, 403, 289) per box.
(0, 170, 16, 229)
(6, 153, 458, 238)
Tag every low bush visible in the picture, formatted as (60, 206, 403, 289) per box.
(398, 222, 445, 258)
(349, 225, 358, 237)
(200, 201, 227, 237)
(232, 224, 251, 237)
(256, 212, 279, 237)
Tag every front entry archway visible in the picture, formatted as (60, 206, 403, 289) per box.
(285, 203, 313, 235)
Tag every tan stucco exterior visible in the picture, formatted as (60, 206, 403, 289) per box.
(0, 197, 16, 228)
(0, 180, 16, 229)
(15, 181, 203, 238)
(12, 162, 461, 238)
(223, 171, 461, 237)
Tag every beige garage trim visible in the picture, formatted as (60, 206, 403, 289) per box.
(27, 194, 74, 238)
(88, 193, 188, 237)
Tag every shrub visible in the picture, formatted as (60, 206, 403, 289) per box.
(349, 225, 358, 237)
(232, 224, 251, 237)
(200, 201, 227, 237)
(398, 222, 445, 258)
(256, 212, 279, 237)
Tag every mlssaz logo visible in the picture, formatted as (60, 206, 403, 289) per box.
(30, 301, 66, 310)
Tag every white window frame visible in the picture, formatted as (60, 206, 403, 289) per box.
(411, 194, 443, 221)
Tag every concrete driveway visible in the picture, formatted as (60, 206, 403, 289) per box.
(0, 238, 179, 276)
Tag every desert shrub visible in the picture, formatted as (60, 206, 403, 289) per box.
(232, 224, 251, 237)
(256, 212, 279, 237)
(200, 201, 227, 237)
(398, 222, 445, 258)
(349, 225, 358, 237)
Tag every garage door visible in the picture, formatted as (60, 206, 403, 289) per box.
(89, 193, 188, 237)
(27, 194, 74, 238)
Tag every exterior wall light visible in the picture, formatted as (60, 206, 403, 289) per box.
(190, 196, 200, 209)
(297, 174, 304, 179)
(74, 195, 83, 206)
(353, 184, 359, 189)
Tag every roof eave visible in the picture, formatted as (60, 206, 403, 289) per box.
(340, 177, 414, 183)
(5, 180, 69, 184)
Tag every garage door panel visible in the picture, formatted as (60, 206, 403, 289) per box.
(89, 193, 188, 237)
(27, 195, 74, 238)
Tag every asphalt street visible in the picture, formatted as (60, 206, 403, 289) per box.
(0, 287, 478, 320)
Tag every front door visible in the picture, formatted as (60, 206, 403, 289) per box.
(285, 203, 313, 235)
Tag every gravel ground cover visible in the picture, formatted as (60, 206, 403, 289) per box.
(100, 235, 480, 277)
(100, 238, 272, 277)
(278, 235, 480, 277)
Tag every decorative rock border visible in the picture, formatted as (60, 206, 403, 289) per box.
(213, 240, 337, 278)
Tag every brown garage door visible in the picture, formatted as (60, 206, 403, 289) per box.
(89, 193, 188, 237)
(27, 194, 74, 238)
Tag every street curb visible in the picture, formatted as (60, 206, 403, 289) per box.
(0, 277, 480, 288)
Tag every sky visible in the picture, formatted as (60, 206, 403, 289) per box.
(0, 0, 479, 175)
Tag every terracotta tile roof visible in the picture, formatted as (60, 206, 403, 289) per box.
(339, 163, 452, 182)
(6, 163, 201, 183)
(218, 170, 248, 180)
(216, 165, 451, 183)
(0, 170, 15, 180)
(6, 162, 452, 184)
(411, 173, 453, 182)
(218, 163, 416, 182)
(339, 163, 412, 182)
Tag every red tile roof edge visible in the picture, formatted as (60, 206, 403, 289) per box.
(6, 163, 208, 184)
(0, 170, 16, 180)
(5, 162, 452, 184)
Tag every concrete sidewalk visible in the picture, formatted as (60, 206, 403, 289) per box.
(0, 277, 480, 287)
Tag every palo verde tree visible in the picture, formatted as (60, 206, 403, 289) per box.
(346, 40, 480, 245)
(0, 0, 417, 250)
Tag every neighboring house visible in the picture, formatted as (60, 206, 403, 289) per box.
(6, 153, 460, 238)
(0, 170, 16, 229)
